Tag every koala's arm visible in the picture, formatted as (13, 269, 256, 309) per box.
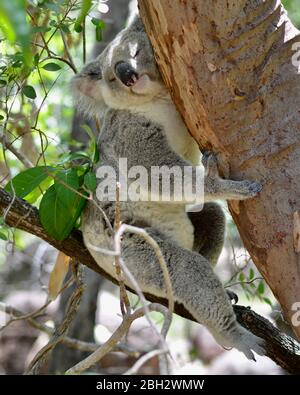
(105, 112, 262, 202)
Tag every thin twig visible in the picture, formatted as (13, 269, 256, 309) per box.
(88, 222, 174, 349)
(59, 28, 78, 73)
(26, 263, 85, 374)
(39, 56, 77, 74)
(66, 303, 168, 375)
(114, 182, 131, 316)
(82, 18, 87, 64)
(115, 224, 174, 336)
(225, 277, 264, 289)
(123, 303, 171, 375)
(0, 304, 139, 357)
(2, 300, 51, 331)
(0, 134, 34, 168)
(124, 349, 166, 375)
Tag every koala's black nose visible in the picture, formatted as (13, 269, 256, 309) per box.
(114, 61, 138, 87)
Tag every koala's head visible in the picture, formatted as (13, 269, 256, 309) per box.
(73, 16, 166, 117)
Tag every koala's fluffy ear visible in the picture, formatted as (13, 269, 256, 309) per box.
(72, 58, 107, 119)
(78, 60, 103, 80)
(127, 14, 145, 33)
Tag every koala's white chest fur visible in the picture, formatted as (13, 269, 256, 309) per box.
(129, 96, 200, 165)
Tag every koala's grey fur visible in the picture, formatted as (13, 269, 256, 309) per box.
(72, 15, 265, 360)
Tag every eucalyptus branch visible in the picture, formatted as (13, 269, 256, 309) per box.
(1, 188, 300, 374)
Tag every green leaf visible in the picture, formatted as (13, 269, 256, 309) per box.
(91, 18, 105, 42)
(22, 85, 37, 99)
(43, 63, 62, 72)
(74, 24, 82, 33)
(54, 168, 79, 194)
(12, 60, 23, 68)
(57, 151, 91, 166)
(4, 166, 56, 203)
(60, 23, 71, 34)
(258, 280, 265, 295)
(0, 115, 4, 121)
(47, 2, 61, 13)
(93, 144, 99, 164)
(39, 170, 87, 241)
(238, 272, 245, 282)
(81, 124, 99, 163)
(249, 268, 255, 280)
(32, 26, 51, 34)
(0, 0, 32, 66)
(0, 230, 8, 241)
(91, 18, 105, 29)
(0, 79, 7, 86)
(84, 171, 97, 192)
(74, 0, 92, 33)
(263, 297, 273, 307)
(95, 25, 102, 42)
(26, 176, 55, 204)
(33, 53, 40, 66)
(81, 124, 95, 141)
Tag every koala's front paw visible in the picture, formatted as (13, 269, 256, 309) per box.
(202, 151, 219, 177)
(226, 290, 238, 304)
(238, 180, 262, 199)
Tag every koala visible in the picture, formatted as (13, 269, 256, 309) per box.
(72, 16, 265, 360)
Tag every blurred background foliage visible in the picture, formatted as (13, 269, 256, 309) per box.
(0, 0, 103, 245)
(283, 0, 300, 25)
(0, 0, 299, 375)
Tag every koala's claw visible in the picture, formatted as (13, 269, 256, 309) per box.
(219, 325, 266, 361)
(242, 180, 263, 197)
(237, 332, 266, 361)
(226, 290, 239, 304)
(202, 151, 219, 177)
(201, 150, 210, 164)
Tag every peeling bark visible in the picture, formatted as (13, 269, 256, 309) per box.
(138, 0, 300, 340)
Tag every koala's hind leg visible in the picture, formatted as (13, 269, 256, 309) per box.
(188, 203, 238, 304)
(120, 227, 265, 360)
(188, 202, 225, 267)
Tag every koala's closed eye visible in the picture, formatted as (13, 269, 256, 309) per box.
(88, 71, 101, 79)
(134, 48, 141, 58)
(84, 65, 102, 80)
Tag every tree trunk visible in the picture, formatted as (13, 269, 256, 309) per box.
(138, 0, 300, 340)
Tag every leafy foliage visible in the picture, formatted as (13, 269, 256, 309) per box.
(4, 128, 98, 240)
(0, 0, 32, 66)
(225, 265, 273, 307)
(0, 0, 103, 241)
